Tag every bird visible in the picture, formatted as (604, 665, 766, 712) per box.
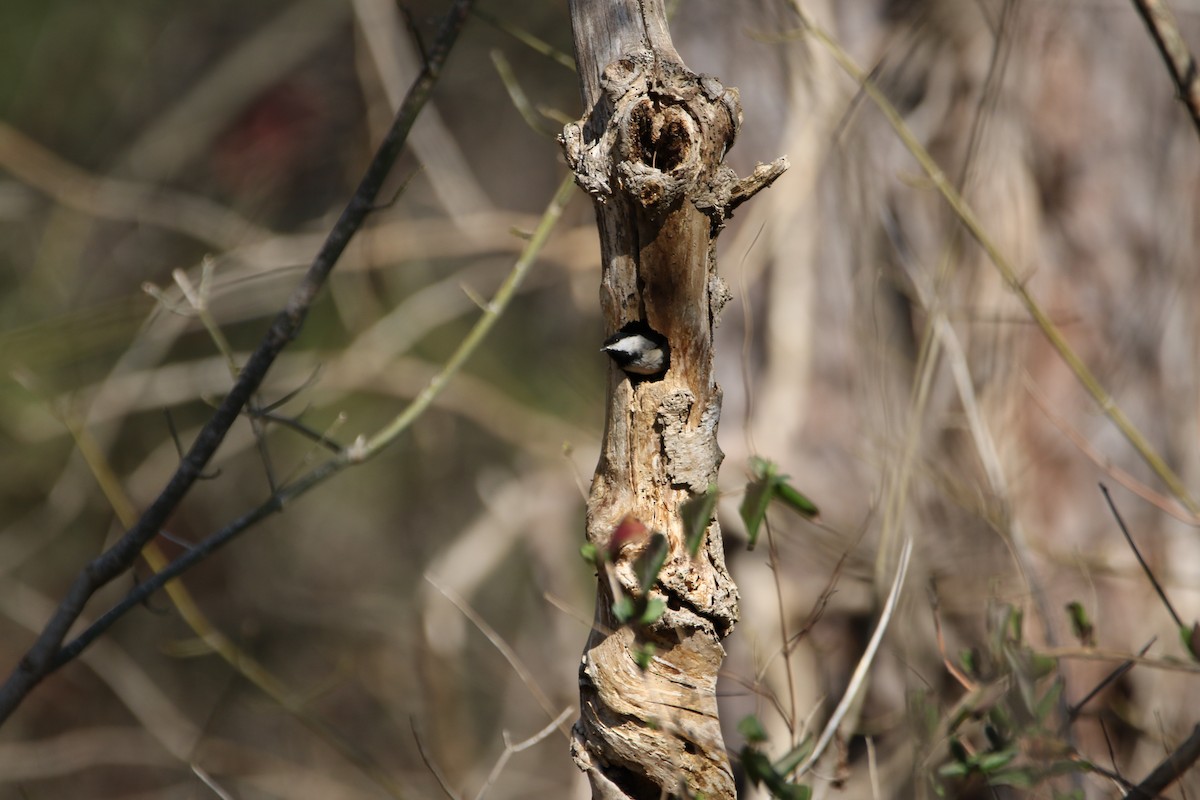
(602, 321, 670, 377)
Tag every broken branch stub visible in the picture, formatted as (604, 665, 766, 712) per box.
(563, 50, 787, 222)
(562, 30, 787, 800)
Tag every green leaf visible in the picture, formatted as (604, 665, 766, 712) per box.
(632, 641, 656, 670)
(580, 542, 599, 566)
(740, 745, 810, 800)
(1008, 607, 1024, 644)
(738, 714, 768, 744)
(772, 735, 814, 776)
(959, 648, 977, 677)
(1065, 601, 1094, 645)
(774, 481, 819, 519)
(740, 461, 777, 550)
(986, 767, 1036, 790)
(633, 533, 669, 593)
(1035, 678, 1064, 724)
(1182, 621, 1200, 661)
(975, 748, 1018, 772)
(1030, 652, 1058, 679)
(741, 457, 820, 550)
(681, 485, 719, 556)
(1004, 646, 1038, 717)
(612, 596, 636, 624)
(639, 597, 666, 625)
(987, 705, 1012, 737)
(741, 747, 775, 787)
(774, 784, 811, 800)
(749, 455, 773, 479)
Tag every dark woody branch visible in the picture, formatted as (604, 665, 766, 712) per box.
(0, 0, 476, 725)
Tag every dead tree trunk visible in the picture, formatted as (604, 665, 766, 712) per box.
(562, 2, 787, 797)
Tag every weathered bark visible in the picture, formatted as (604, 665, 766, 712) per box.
(562, 2, 787, 797)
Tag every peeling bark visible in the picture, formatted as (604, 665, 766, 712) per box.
(563, 2, 787, 797)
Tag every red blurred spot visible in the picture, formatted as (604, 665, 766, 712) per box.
(607, 514, 648, 559)
(211, 80, 324, 197)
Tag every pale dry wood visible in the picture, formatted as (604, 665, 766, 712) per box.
(563, 1, 786, 797)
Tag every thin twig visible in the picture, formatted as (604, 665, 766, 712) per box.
(764, 517, 800, 738)
(470, 7, 576, 71)
(64, 417, 409, 797)
(44, 170, 574, 685)
(1100, 484, 1186, 630)
(164, 410, 220, 480)
(865, 736, 880, 800)
(1039, 647, 1200, 675)
(798, 535, 914, 775)
(1088, 760, 1138, 795)
(786, 550, 846, 652)
(1129, 0, 1200, 140)
(491, 50, 559, 138)
(1101, 718, 1127, 790)
(249, 409, 346, 454)
(931, 585, 976, 692)
(0, 0, 477, 725)
(169, 113, 292, 495)
(192, 764, 236, 800)
(412, 718, 464, 800)
(473, 708, 573, 800)
(1025, 377, 1199, 525)
(426, 575, 573, 740)
(1124, 724, 1200, 799)
(0, 121, 270, 249)
(356, 173, 575, 457)
(258, 365, 324, 413)
(1067, 638, 1154, 721)
(790, 3, 1200, 518)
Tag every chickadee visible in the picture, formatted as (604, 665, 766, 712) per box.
(602, 321, 669, 377)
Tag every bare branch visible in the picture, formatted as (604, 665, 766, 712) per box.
(1124, 724, 1200, 799)
(1129, 0, 1200, 140)
(0, 0, 477, 725)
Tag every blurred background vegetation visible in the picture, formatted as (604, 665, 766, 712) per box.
(1, 1, 1199, 798)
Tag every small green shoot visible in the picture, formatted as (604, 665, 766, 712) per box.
(740, 747, 812, 800)
(934, 601, 1090, 797)
(736, 716, 812, 800)
(612, 594, 666, 626)
(632, 641, 656, 671)
(640, 597, 665, 625)
(771, 735, 815, 777)
(612, 596, 636, 624)
(1065, 602, 1094, 646)
(737, 714, 768, 744)
(739, 457, 819, 550)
